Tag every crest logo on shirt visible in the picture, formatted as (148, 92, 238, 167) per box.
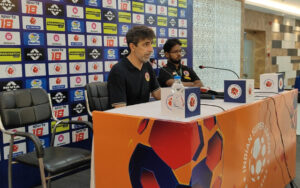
(145, 72, 150, 82)
(183, 70, 189, 77)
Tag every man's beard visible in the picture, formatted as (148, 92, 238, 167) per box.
(169, 58, 181, 64)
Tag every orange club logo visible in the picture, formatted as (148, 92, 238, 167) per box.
(145, 72, 150, 82)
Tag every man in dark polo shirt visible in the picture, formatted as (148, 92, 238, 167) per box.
(108, 26, 161, 108)
(158, 38, 204, 88)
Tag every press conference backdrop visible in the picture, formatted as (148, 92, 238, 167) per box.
(0, 0, 193, 187)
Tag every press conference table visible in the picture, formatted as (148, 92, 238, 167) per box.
(91, 90, 297, 188)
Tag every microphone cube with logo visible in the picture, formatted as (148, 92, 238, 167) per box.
(161, 87, 200, 118)
(224, 79, 254, 103)
(260, 73, 284, 93)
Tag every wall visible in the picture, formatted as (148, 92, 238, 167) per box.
(245, 9, 300, 88)
(193, 0, 242, 90)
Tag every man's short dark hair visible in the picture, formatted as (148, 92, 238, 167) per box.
(126, 25, 156, 47)
(163, 38, 182, 53)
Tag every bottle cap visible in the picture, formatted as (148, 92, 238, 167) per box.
(174, 75, 181, 80)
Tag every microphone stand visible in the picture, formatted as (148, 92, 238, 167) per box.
(199, 66, 240, 79)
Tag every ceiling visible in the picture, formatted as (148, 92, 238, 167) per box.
(245, 0, 300, 19)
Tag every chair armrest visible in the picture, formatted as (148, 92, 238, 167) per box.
(12, 132, 44, 158)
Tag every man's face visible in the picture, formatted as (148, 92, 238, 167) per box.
(130, 38, 153, 63)
(166, 44, 182, 64)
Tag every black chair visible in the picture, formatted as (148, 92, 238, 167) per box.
(85, 81, 110, 116)
(0, 88, 93, 188)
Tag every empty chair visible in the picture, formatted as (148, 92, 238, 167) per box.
(0, 88, 93, 188)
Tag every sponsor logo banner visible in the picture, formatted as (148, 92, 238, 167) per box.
(157, 5, 167, 16)
(70, 89, 85, 102)
(47, 48, 67, 61)
(46, 3, 65, 17)
(25, 63, 46, 77)
(179, 38, 187, 47)
(51, 119, 70, 133)
(66, 5, 84, 19)
(69, 62, 86, 74)
(68, 34, 85, 46)
(118, 11, 131, 23)
(133, 13, 144, 24)
(178, 0, 187, 8)
(72, 128, 89, 142)
(118, 0, 131, 11)
(86, 21, 101, 33)
(103, 9, 117, 22)
(85, 0, 101, 7)
(145, 15, 156, 25)
(67, 0, 84, 5)
(157, 48, 165, 58)
(157, 38, 167, 47)
(0, 0, 18, 12)
(87, 48, 103, 60)
(169, 27, 177, 37)
(87, 35, 102, 46)
(54, 132, 70, 146)
(0, 14, 19, 29)
(50, 91, 68, 104)
(70, 75, 87, 88)
(118, 24, 130, 35)
(22, 16, 43, 30)
(23, 32, 44, 46)
(104, 36, 118, 47)
(52, 105, 69, 119)
(178, 18, 187, 28)
(168, 17, 177, 27)
(103, 23, 117, 34)
(158, 59, 167, 67)
(158, 0, 167, 5)
(0, 80, 22, 91)
(49, 77, 68, 90)
(104, 48, 118, 60)
(179, 29, 187, 38)
(168, 7, 177, 17)
(46, 18, 65, 31)
(119, 48, 129, 58)
(3, 127, 26, 144)
(24, 48, 45, 61)
(157, 16, 167, 26)
(28, 137, 49, 152)
(71, 102, 87, 115)
(21, 0, 43, 15)
(119, 36, 127, 47)
(4, 142, 26, 160)
(0, 48, 21, 62)
(145, 3, 156, 14)
(102, 0, 117, 9)
(158, 27, 167, 37)
(47, 33, 66, 46)
(28, 122, 49, 137)
(179, 8, 186, 18)
(88, 61, 103, 73)
(132, 1, 144, 13)
(85, 7, 101, 20)
(25, 78, 47, 89)
(88, 74, 103, 83)
(68, 48, 85, 60)
(168, 0, 177, 6)
(71, 115, 88, 129)
(48, 62, 67, 75)
(67, 19, 85, 33)
(104, 61, 117, 72)
(181, 58, 187, 65)
(0, 31, 20, 45)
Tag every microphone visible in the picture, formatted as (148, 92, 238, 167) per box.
(199, 65, 240, 79)
(150, 58, 176, 78)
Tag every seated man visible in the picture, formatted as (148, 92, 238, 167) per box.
(158, 38, 204, 88)
(108, 25, 161, 108)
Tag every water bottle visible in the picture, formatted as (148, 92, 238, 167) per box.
(171, 75, 184, 109)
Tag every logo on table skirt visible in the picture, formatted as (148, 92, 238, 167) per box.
(187, 93, 197, 112)
(227, 84, 242, 99)
(145, 72, 150, 82)
(242, 122, 271, 188)
(264, 79, 274, 89)
(279, 77, 283, 89)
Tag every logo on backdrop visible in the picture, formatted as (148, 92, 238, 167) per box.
(228, 84, 242, 99)
(103, 10, 116, 22)
(264, 79, 274, 89)
(51, 91, 68, 104)
(46, 3, 65, 17)
(0, 0, 18, 12)
(242, 122, 271, 188)
(0, 80, 22, 91)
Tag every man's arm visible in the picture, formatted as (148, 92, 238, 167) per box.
(151, 88, 161, 100)
(165, 79, 204, 87)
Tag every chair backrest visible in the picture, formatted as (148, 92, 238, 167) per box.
(0, 88, 51, 129)
(85, 81, 110, 112)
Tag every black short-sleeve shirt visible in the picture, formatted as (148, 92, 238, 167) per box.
(108, 58, 160, 106)
(158, 62, 200, 87)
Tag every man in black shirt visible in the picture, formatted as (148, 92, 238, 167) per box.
(158, 38, 204, 88)
(108, 26, 161, 108)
